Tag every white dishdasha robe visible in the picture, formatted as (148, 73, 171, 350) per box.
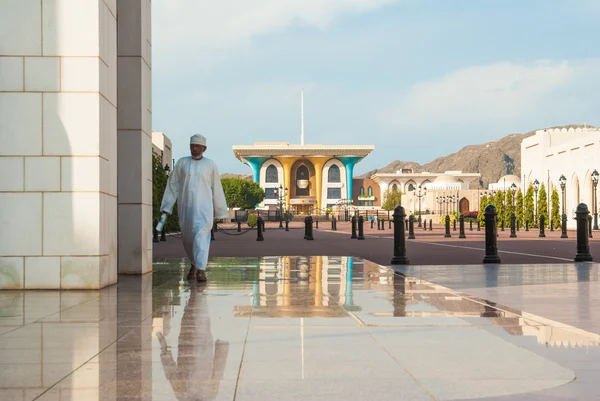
(160, 157, 228, 270)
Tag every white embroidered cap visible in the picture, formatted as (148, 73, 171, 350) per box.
(190, 134, 207, 146)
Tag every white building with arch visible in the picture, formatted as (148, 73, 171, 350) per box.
(521, 126, 600, 229)
(371, 169, 481, 215)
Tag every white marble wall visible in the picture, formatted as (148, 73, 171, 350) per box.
(117, 0, 153, 274)
(0, 0, 118, 289)
(522, 128, 600, 229)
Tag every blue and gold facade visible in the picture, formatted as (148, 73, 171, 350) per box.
(233, 143, 374, 213)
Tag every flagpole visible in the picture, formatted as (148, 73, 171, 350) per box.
(301, 89, 305, 145)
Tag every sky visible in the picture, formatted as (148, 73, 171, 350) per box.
(152, 0, 600, 176)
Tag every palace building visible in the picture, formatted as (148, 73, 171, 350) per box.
(232, 142, 374, 214)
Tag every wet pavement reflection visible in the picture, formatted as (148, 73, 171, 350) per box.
(0, 256, 599, 400)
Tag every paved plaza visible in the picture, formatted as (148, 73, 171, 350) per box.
(2, 247, 600, 400)
(155, 220, 600, 266)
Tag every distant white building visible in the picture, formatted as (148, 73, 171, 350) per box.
(488, 175, 521, 191)
(152, 131, 173, 171)
(371, 169, 481, 215)
(521, 126, 600, 229)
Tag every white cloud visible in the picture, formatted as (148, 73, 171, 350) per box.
(155, 59, 600, 174)
(378, 59, 600, 133)
(153, 0, 397, 51)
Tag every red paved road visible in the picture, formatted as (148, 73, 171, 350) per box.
(153, 220, 600, 266)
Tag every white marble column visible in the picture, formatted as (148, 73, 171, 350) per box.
(117, 0, 153, 274)
(0, 0, 118, 289)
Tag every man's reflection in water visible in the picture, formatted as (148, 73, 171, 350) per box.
(157, 284, 229, 400)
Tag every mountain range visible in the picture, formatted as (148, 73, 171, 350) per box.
(356, 124, 595, 189)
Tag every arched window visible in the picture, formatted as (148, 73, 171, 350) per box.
(408, 183, 415, 192)
(296, 165, 310, 196)
(266, 164, 278, 183)
(359, 186, 365, 206)
(392, 183, 398, 192)
(328, 165, 341, 183)
(360, 187, 365, 196)
(367, 186, 373, 206)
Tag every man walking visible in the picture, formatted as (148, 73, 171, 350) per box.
(160, 134, 228, 282)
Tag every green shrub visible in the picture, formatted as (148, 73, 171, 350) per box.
(247, 214, 258, 228)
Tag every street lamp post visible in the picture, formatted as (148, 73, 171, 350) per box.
(559, 174, 567, 237)
(559, 175, 566, 214)
(592, 170, 599, 230)
(533, 179, 540, 227)
(510, 183, 517, 209)
(276, 185, 288, 228)
(415, 185, 427, 227)
(164, 164, 170, 176)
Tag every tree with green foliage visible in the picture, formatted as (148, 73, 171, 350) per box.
(495, 191, 505, 226)
(551, 188, 561, 228)
(538, 183, 548, 227)
(505, 189, 514, 224)
(221, 178, 265, 209)
(382, 189, 402, 210)
(516, 188, 524, 227)
(525, 183, 535, 227)
(152, 151, 180, 232)
(478, 195, 488, 223)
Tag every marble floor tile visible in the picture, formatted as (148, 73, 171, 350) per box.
(0, 257, 598, 400)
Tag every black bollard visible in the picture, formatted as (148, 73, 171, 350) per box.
(539, 215, 546, 238)
(589, 215, 593, 238)
(453, 219, 456, 232)
(561, 214, 568, 238)
(444, 215, 451, 238)
(153, 218, 159, 243)
(501, 218, 505, 232)
(315, 219, 319, 230)
(483, 205, 501, 263)
(469, 220, 473, 231)
(525, 220, 529, 232)
(306, 216, 314, 240)
(429, 219, 432, 231)
(332, 218, 336, 230)
(391, 206, 409, 265)
(377, 219, 381, 230)
(550, 219, 554, 232)
(517, 220, 520, 231)
(304, 216, 309, 239)
(285, 217, 289, 232)
(370, 219, 374, 229)
(405, 219, 409, 231)
(510, 212, 517, 238)
(459, 214, 466, 239)
(575, 204, 592, 261)
(237, 220, 241, 232)
(357, 216, 365, 240)
(257, 216, 264, 241)
(389, 219, 392, 229)
(423, 219, 427, 231)
(408, 216, 415, 239)
(477, 220, 480, 232)
(351, 215, 357, 239)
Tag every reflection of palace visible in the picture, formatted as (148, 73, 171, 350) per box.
(232, 143, 373, 214)
(232, 256, 382, 317)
